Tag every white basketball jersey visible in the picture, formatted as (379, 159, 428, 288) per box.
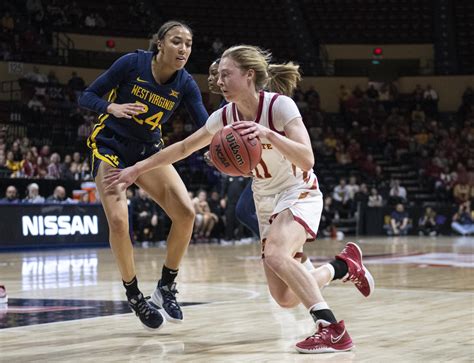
(206, 91, 320, 196)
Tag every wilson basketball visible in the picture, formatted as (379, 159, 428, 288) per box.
(209, 125, 262, 176)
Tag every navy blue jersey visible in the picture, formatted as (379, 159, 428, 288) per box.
(79, 50, 208, 143)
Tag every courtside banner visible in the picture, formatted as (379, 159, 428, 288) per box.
(0, 204, 108, 248)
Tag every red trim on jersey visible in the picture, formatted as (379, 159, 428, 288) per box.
(268, 94, 285, 135)
(255, 91, 265, 123)
(221, 105, 228, 126)
(231, 103, 238, 122)
(231, 91, 265, 123)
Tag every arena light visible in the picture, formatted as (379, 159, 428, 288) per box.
(106, 39, 116, 49)
(373, 47, 383, 56)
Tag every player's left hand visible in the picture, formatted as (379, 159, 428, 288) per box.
(232, 121, 269, 140)
(104, 165, 139, 192)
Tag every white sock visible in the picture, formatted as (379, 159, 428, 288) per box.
(308, 301, 330, 313)
(323, 263, 335, 281)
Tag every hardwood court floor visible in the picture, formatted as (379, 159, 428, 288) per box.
(0, 236, 473, 362)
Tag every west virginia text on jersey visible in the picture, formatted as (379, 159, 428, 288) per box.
(79, 50, 208, 143)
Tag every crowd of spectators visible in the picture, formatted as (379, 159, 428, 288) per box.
(1, 65, 473, 238)
(0, 0, 157, 62)
(300, 81, 474, 236)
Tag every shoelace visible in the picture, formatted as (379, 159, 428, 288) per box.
(136, 298, 151, 318)
(308, 327, 329, 340)
(161, 283, 180, 310)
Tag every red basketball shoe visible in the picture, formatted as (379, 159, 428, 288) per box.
(296, 320, 354, 353)
(336, 242, 375, 297)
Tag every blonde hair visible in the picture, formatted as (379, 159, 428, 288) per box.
(221, 45, 301, 97)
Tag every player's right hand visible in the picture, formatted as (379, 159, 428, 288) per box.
(107, 103, 145, 119)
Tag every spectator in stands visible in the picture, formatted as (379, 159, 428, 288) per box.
(46, 152, 61, 179)
(46, 0, 67, 26)
(39, 145, 50, 162)
(418, 207, 439, 236)
(207, 190, 225, 240)
(0, 41, 12, 60)
(84, 13, 96, 28)
(367, 187, 383, 207)
(351, 183, 369, 217)
(24, 66, 48, 90)
(5, 151, 20, 176)
(423, 84, 438, 102)
(378, 84, 392, 111)
(0, 154, 9, 177)
(346, 176, 360, 200)
(35, 155, 47, 178)
(11, 141, 22, 161)
(335, 144, 351, 166)
(386, 203, 411, 236)
(60, 154, 72, 177)
(366, 84, 379, 102)
(21, 150, 36, 178)
(1, 12, 14, 33)
(359, 154, 377, 177)
(23, 183, 45, 203)
(333, 178, 351, 215)
(0, 186, 19, 203)
(46, 186, 71, 203)
(67, 72, 85, 99)
(80, 160, 92, 181)
(372, 165, 386, 188)
(320, 196, 337, 237)
(435, 166, 455, 201)
(422, 84, 438, 117)
(131, 188, 159, 243)
(453, 177, 470, 204)
(346, 138, 363, 163)
(451, 202, 474, 236)
(192, 189, 217, 241)
(411, 103, 426, 125)
(388, 179, 407, 205)
(27, 95, 46, 113)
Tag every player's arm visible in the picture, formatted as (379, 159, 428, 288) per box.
(233, 95, 314, 170)
(234, 117, 314, 171)
(138, 126, 213, 172)
(78, 53, 144, 118)
(183, 77, 209, 128)
(105, 127, 214, 190)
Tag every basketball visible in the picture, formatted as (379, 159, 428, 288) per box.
(209, 125, 262, 176)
